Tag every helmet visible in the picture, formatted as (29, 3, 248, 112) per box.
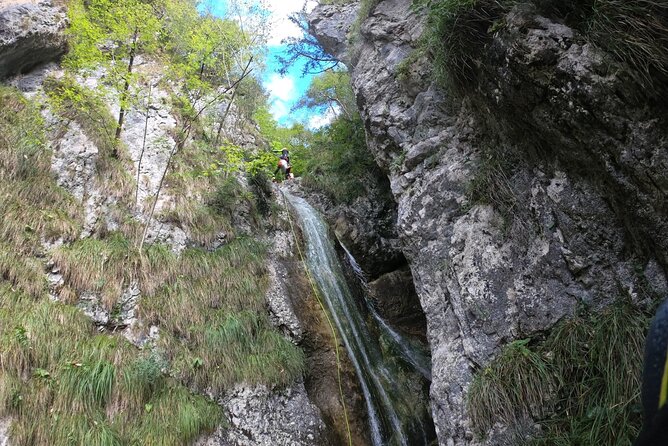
(281, 148, 289, 155)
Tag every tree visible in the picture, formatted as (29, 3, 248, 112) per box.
(66, 0, 163, 154)
(278, 12, 340, 75)
(294, 70, 357, 120)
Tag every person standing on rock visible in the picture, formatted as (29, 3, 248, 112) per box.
(274, 148, 293, 181)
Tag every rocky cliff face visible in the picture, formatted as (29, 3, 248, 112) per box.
(309, 1, 668, 444)
(0, 1, 68, 79)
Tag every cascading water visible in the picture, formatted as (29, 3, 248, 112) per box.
(340, 243, 432, 382)
(285, 192, 435, 446)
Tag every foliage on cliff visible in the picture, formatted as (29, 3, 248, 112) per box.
(0, 0, 306, 443)
(273, 70, 380, 205)
(420, 0, 668, 94)
(0, 85, 222, 445)
(468, 300, 648, 445)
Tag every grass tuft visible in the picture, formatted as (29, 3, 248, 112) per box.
(140, 239, 305, 394)
(421, 0, 668, 94)
(467, 300, 647, 444)
(53, 233, 177, 309)
(468, 339, 555, 433)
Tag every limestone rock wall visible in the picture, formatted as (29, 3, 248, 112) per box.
(308, 1, 668, 444)
(0, 1, 68, 79)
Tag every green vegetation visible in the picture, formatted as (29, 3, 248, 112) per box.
(0, 0, 305, 437)
(537, 0, 668, 91)
(264, 70, 379, 205)
(349, 0, 381, 45)
(0, 86, 81, 296)
(162, 141, 244, 245)
(139, 239, 305, 394)
(418, 0, 507, 89)
(160, 139, 279, 245)
(419, 0, 668, 92)
(0, 85, 220, 445)
(297, 114, 376, 204)
(66, 0, 163, 143)
(468, 301, 647, 445)
(295, 70, 357, 121)
(0, 292, 221, 445)
(53, 233, 174, 309)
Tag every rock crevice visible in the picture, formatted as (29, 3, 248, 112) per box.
(0, 1, 68, 79)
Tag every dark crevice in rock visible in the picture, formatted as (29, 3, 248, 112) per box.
(0, 2, 69, 80)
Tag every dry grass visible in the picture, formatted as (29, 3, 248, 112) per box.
(468, 301, 648, 444)
(53, 233, 176, 310)
(140, 239, 305, 394)
(161, 142, 251, 246)
(0, 85, 220, 445)
(0, 85, 81, 299)
(0, 293, 220, 445)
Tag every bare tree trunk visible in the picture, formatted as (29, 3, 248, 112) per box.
(213, 57, 253, 146)
(114, 29, 139, 154)
(135, 83, 153, 207)
(328, 96, 353, 120)
(213, 86, 237, 146)
(138, 56, 254, 250)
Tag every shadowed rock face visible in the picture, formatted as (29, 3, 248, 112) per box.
(0, 1, 68, 79)
(309, 1, 668, 444)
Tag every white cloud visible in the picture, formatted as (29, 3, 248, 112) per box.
(269, 99, 289, 122)
(264, 74, 295, 101)
(265, 0, 318, 46)
(264, 73, 294, 121)
(307, 105, 339, 129)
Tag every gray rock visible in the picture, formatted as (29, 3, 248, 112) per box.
(197, 384, 326, 446)
(7, 61, 59, 92)
(120, 82, 177, 209)
(307, 2, 359, 64)
(266, 235, 304, 343)
(0, 1, 68, 79)
(309, 1, 668, 444)
(77, 292, 110, 326)
(0, 417, 9, 446)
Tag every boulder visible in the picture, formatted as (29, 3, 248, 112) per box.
(0, 1, 68, 79)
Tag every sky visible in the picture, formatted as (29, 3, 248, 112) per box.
(202, 0, 330, 129)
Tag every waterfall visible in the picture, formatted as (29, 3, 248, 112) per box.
(286, 192, 435, 446)
(340, 243, 432, 382)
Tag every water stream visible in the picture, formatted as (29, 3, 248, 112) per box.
(286, 193, 435, 446)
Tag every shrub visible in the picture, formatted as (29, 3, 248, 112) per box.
(298, 115, 378, 205)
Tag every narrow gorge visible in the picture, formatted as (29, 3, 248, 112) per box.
(1, 0, 667, 445)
